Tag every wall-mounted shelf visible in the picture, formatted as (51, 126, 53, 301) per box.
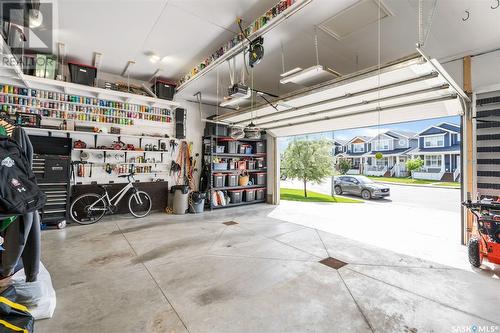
(211, 168, 267, 174)
(73, 148, 168, 154)
(24, 127, 171, 141)
(212, 185, 266, 191)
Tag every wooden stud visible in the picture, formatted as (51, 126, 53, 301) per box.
(463, 55, 474, 244)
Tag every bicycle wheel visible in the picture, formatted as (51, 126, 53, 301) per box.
(128, 191, 152, 218)
(70, 193, 107, 225)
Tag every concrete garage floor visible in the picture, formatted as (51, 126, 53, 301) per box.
(37, 205, 500, 333)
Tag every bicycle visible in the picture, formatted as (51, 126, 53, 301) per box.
(70, 173, 152, 225)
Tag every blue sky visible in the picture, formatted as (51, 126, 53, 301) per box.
(278, 115, 461, 152)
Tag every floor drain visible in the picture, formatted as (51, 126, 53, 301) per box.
(319, 257, 347, 270)
(223, 221, 238, 226)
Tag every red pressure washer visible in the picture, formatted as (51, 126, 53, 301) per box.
(462, 200, 500, 267)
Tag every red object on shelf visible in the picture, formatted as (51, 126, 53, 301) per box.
(237, 161, 246, 170)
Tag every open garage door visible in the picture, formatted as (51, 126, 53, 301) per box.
(215, 50, 472, 244)
(215, 52, 468, 137)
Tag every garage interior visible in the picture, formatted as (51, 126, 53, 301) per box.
(0, 0, 499, 332)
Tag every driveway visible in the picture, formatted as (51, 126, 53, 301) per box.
(278, 179, 466, 269)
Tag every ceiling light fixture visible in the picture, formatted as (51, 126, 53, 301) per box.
(280, 65, 341, 85)
(280, 67, 302, 77)
(29, 9, 43, 28)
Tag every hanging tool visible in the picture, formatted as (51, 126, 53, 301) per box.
(170, 139, 178, 157)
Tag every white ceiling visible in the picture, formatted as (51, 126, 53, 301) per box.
(41, 0, 500, 103)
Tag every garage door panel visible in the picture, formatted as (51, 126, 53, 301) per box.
(217, 53, 465, 137)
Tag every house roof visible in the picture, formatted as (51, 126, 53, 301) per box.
(346, 136, 372, 145)
(343, 152, 368, 157)
(333, 139, 347, 146)
(410, 144, 461, 154)
(369, 130, 417, 142)
(419, 122, 461, 136)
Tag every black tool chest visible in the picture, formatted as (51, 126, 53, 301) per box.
(33, 154, 71, 228)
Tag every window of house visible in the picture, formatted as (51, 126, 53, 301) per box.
(425, 155, 442, 167)
(374, 139, 390, 151)
(424, 135, 444, 148)
(353, 143, 364, 153)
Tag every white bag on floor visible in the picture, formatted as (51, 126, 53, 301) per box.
(0, 262, 56, 319)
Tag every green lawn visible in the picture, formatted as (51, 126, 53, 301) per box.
(280, 188, 362, 203)
(366, 176, 460, 188)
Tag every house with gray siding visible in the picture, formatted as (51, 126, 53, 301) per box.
(409, 122, 461, 181)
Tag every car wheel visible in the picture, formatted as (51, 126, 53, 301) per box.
(467, 237, 482, 268)
(334, 186, 343, 195)
(361, 189, 371, 200)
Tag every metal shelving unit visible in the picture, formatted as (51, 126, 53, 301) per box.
(203, 134, 268, 210)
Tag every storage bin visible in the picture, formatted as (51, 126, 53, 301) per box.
(256, 188, 266, 200)
(213, 162, 228, 171)
(227, 141, 238, 154)
(254, 173, 267, 185)
(213, 173, 226, 188)
(255, 158, 265, 169)
(227, 174, 238, 187)
(244, 145, 253, 154)
(238, 145, 246, 154)
(256, 142, 266, 153)
(204, 123, 228, 137)
(215, 146, 225, 153)
(152, 79, 176, 100)
(237, 161, 247, 170)
(247, 160, 256, 170)
(244, 189, 256, 202)
(228, 190, 243, 204)
(228, 160, 237, 170)
(68, 62, 97, 86)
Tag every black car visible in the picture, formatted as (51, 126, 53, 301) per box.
(334, 175, 390, 200)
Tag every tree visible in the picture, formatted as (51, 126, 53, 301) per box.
(337, 158, 352, 175)
(406, 158, 424, 176)
(282, 139, 334, 197)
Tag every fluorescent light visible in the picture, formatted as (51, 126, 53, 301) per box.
(280, 65, 340, 85)
(280, 67, 302, 77)
(220, 95, 250, 107)
(93, 52, 102, 69)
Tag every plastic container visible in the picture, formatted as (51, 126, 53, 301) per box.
(237, 161, 246, 170)
(228, 189, 243, 204)
(68, 62, 97, 86)
(228, 160, 237, 170)
(256, 188, 266, 200)
(171, 185, 190, 215)
(227, 141, 238, 154)
(213, 162, 228, 171)
(215, 146, 225, 153)
(213, 173, 226, 188)
(189, 192, 206, 213)
(152, 79, 176, 101)
(238, 145, 246, 154)
(244, 189, 256, 202)
(244, 145, 253, 154)
(254, 173, 267, 185)
(227, 174, 238, 187)
(255, 158, 265, 169)
(256, 142, 266, 153)
(247, 160, 256, 170)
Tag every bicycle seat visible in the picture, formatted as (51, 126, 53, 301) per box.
(99, 185, 110, 190)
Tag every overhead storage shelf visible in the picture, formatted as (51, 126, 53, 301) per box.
(215, 52, 468, 137)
